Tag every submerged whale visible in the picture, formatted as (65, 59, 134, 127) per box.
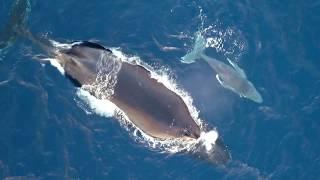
(181, 33, 263, 103)
(1, 0, 231, 165)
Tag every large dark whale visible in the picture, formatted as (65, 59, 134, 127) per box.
(57, 41, 201, 140)
(1, 0, 230, 165)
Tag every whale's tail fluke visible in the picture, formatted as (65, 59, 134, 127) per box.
(0, 0, 31, 52)
(180, 32, 206, 64)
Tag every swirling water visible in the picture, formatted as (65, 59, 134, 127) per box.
(0, 0, 320, 179)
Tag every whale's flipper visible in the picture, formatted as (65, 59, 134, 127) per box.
(226, 58, 247, 78)
(0, 0, 30, 51)
(181, 32, 206, 64)
(215, 74, 224, 85)
(215, 74, 236, 93)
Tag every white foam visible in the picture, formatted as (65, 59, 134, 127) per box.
(198, 130, 219, 151)
(41, 58, 65, 75)
(76, 88, 118, 117)
(110, 48, 128, 62)
(49, 40, 79, 49)
(202, 25, 247, 61)
(206, 37, 223, 51)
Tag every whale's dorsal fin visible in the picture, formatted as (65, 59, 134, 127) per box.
(74, 41, 112, 53)
(65, 73, 81, 87)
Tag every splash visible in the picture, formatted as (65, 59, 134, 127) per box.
(76, 88, 117, 117)
(198, 131, 218, 151)
(184, 7, 247, 62)
(83, 51, 122, 100)
(203, 25, 247, 61)
(40, 58, 65, 75)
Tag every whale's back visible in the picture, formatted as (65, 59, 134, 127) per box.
(111, 62, 201, 139)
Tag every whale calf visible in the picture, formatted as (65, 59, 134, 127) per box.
(181, 33, 263, 103)
(1, 0, 231, 165)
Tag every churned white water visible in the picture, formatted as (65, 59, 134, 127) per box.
(198, 131, 219, 151)
(40, 58, 65, 75)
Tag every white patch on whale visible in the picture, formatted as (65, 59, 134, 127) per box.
(41, 58, 65, 75)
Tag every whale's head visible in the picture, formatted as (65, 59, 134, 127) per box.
(240, 81, 263, 103)
(191, 131, 231, 165)
(55, 41, 113, 86)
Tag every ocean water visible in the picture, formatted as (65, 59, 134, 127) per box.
(0, 0, 320, 179)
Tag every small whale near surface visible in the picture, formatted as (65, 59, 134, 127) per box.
(0, 0, 231, 165)
(181, 33, 263, 103)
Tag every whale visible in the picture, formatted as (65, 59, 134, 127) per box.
(57, 41, 202, 140)
(181, 33, 263, 103)
(1, 0, 231, 165)
(50, 41, 230, 164)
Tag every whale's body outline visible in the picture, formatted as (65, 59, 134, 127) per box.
(57, 41, 202, 140)
(181, 33, 263, 103)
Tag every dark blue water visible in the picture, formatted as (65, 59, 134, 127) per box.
(1, 0, 320, 179)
